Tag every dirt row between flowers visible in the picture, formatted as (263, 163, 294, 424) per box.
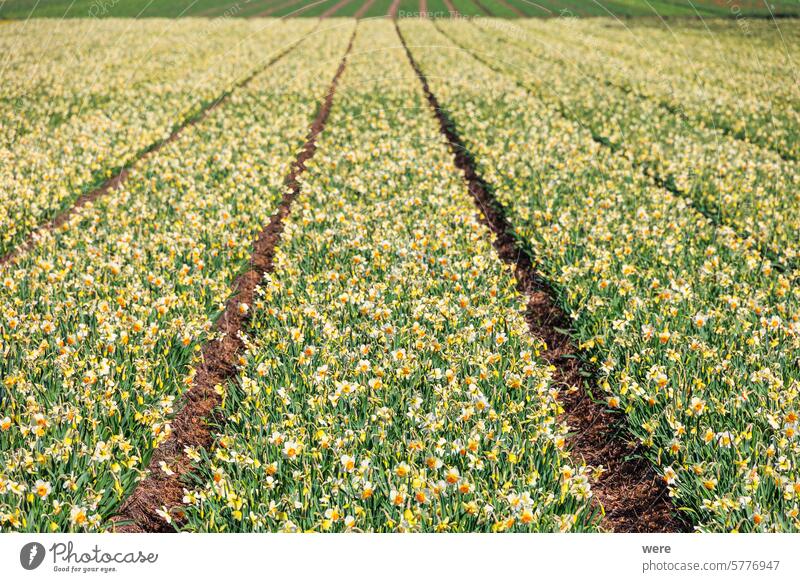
(471, 0, 494, 16)
(110, 26, 358, 534)
(496, 0, 525, 17)
(322, 0, 356, 18)
(442, 0, 459, 15)
(395, 21, 686, 533)
(252, 0, 307, 18)
(0, 26, 321, 268)
(355, 0, 376, 18)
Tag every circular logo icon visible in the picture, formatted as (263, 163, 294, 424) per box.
(20, 542, 46, 570)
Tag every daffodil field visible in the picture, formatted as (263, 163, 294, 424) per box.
(0, 20, 347, 531)
(434, 20, 800, 265)
(400, 19, 800, 531)
(1, 14, 798, 534)
(0, 19, 317, 256)
(182, 20, 595, 533)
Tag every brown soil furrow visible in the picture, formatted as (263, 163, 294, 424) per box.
(354, 0, 376, 18)
(292, 0, 327, 17)
(388, 0, 402, 18)
(251, 0, 305, 18)
(110, 25, 358, 534)
(396, 21, 686, 533)
(496, 0, 525, 17)
(0, 28, 318, 269)
(322, 0, 354, 18)
(471, 0, 494, 16)
(194, 0, 247, 17)
(442, 0, 459, 16)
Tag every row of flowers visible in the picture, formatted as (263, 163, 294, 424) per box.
(181, 20, 597, 533)
(515, 17, 799, 160)
(0, 23, 351, 532)
(1, 20, 272, 144)
(403, 19, 800, 532)
(0, 19, 318, 257)
(459, 18, 800, 266)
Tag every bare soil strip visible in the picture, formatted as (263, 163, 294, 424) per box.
(420, 0, 428, 16)
(110, 26, 358, 534)
(389, 0, 402, 18)
(442, 0, 459, 15)
(291, 0, 327, 16)
(251, 0, 305, 18)
(471, 0, 494, 16)
(396, 21, 686, 533)
(322, 0, 355, 18)
(0, 29, 319, 268)
(194, 0, 247, 17)
(496, 0, 525, 17)
(354, 0, 376, 18)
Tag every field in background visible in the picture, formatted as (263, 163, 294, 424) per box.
(2, 0, 800, 19)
